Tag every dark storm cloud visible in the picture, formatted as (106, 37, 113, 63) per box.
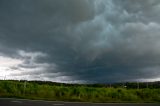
(0, 0, 160, 83)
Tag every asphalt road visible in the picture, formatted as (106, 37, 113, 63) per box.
(0, 98, 159, 106)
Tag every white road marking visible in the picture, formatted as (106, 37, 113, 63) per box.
(53, 104, 64, 105)
(11, 101, 22, 103)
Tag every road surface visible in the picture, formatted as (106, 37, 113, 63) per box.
(0, 98, 159, 106)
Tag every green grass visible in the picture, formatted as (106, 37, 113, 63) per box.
(0, 80, 160, 103)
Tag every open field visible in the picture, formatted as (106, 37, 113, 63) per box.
(0, 80, 160, 103)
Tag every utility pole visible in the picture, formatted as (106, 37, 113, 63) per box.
(137, 82, 139, 89)
(23, 80, 27, 95)
(146, 82, 149, 88)
(4, 75, 6, 80)
(109, 83, 112, 88)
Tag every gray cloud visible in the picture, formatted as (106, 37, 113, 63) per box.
(0, 0, 160, 83)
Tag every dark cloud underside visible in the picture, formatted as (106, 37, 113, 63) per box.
(0, 0, 160, 83)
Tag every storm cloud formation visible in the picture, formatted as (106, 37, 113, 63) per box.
(0, 0, 160, 83)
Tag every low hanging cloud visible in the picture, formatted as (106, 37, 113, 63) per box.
(0, 0, 160, 83)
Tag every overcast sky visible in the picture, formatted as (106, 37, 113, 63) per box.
(0, 0, 160, 83)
